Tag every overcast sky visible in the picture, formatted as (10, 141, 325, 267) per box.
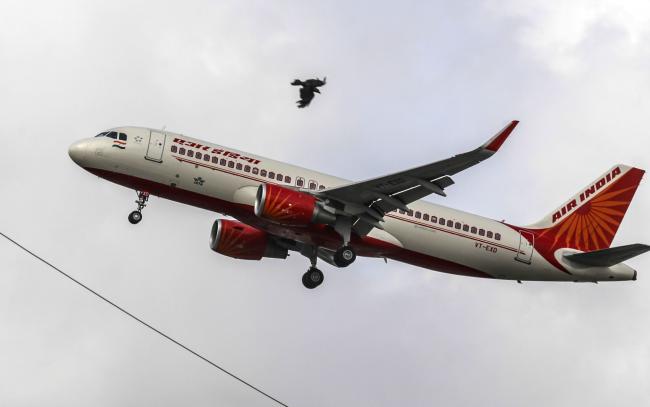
(1, 1, 649, 406)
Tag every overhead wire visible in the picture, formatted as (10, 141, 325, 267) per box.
(0, 231, 288, 407)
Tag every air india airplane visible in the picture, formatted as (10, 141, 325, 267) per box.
(68, 121, 649, 289)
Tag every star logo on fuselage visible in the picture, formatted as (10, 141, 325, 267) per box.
(134, 136, 143, 143)
(194, 177, 205, 186)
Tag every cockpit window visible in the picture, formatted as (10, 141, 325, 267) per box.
(118, 133, 127, 141)
(95, 132, 108, 138)
(106, 131, 118, 139)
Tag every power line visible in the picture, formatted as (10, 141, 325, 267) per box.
(0, 231, 288, 407)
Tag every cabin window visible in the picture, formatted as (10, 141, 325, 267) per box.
(319, 185, 326, 190)
(455, 222, 461, 229)
(486, 231, 493, 238)
(285, 176, 291, 183)
(447, 220, 453, 227)
(212, 156, 219, 164)
(187, 150, 194, 158)
(439, 218, 445, 225)
(415, 211, 421, 219)
(220, 158, 226, 166)
(479, 229, 485, 236)
(495, 233, 501, 241)
(244, 165, 251, 172)
(463, 224, 469, 232)
(309, 180, 317, 190)
(228, 161, 235, 168)
(171, 145, 177, 153)
(269, 171, 275, 179)
(204, 154, 210, 162)
(179, 147, 186, 155)
(119, 133, 127, 141)
(195, 152, 202, 160)
(236, 163, 242, 170)
(431, 216, 437, 223)
(296, 177, 304, 187)
(261, 169, 267, 177)
(471, 226, 477, 234)
(252, 167, 259, 175)
(423, 214, 429, 221)
(399, 210, 405, 214)
(276, 173, 283, 181)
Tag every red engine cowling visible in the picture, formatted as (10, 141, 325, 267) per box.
(254, 183, 336, 226)
(209, 219, 287, 260)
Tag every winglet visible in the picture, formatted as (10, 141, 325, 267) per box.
(482, 120, 519, 152)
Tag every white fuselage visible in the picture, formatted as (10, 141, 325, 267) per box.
(68, 127, 637, 282)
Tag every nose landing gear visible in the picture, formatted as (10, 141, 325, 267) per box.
(128, 191, 150, 225)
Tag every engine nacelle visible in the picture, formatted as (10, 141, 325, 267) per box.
(254, 183, 336, 226)
(209, 219, 288, 260)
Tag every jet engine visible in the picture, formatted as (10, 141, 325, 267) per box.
(254, 184, 336, 226)
(209, 219, 288, 260)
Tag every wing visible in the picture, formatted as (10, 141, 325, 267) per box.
(317, 121, 519, 231)
(297, 88, 315, 108)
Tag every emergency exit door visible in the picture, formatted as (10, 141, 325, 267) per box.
(515, 231, 534, 264)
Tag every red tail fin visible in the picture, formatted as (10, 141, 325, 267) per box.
(527, 165, 644, 252)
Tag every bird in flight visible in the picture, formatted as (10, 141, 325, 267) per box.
(291, 77, 326, 108)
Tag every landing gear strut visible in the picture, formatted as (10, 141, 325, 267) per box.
(302, 248, 324, 289)
(128, 191, 149, 225)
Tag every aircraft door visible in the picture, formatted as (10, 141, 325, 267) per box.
(145, 130, 166, 162)
(515, 231, 534, 264)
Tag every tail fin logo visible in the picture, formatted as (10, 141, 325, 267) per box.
(552, 166, 621, 223)
(538, 166, 644, 252)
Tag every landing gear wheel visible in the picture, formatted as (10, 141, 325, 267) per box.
(128, 210, 142, 225)
(333, 245, 356, 267)
(302, 267, 324, 289)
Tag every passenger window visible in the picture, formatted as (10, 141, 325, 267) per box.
(187, 150, 194, 158)
(269, 171, 275, 178)
(495, 233, 501, 241)
(431, 216, 437, 223)
(261, 169, 267, 177)
(228, 161, 235, 168)
(463, 224, 469, 232)
(212, 156, 219, 164)
(236, 163, 242, 170)
(244, 165, 251, 172)
(309, 180, 317, 190)
(285, 176, 291, 183)
(195, 152, 202, 159)
(204, 154, 210, 162)
(471, 226, 477, 234)
(479, 229, 485, 236)
(406, 210, 413, 217)
(179, 147, 186, 155)
(399, 210, 405, 214)
(455, 222, 461, 229)
(415, 211, 421, 219)
(439, 218, 445, 225)
(487, 231, 493, 238)
(319, 185, 325, 190)
(171, 145, 178, 153)
(119, 133, 127, 141)
(447, 220, 453, 227)
(252, 167, 259, 175)
(423, 214, 429, 221)
(277, 173, 283, 181)
(296, 177, 304, 187)
(220, 159, 226, 166)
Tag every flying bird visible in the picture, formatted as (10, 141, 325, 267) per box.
(291, 77, 326, 108)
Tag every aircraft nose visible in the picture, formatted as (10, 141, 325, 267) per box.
(68, 140, 89, 166)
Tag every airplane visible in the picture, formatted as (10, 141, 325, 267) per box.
(68, 121, 649, 289)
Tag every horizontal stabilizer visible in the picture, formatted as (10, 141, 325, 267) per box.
(564, 244, 650, 267)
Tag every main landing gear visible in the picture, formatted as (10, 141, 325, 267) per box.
(302, 249, 324, 289)
(128, 191, 149, 225)
(333, 245, 356, 267)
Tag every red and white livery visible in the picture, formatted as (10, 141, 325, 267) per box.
(68, 122, 649, 289)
